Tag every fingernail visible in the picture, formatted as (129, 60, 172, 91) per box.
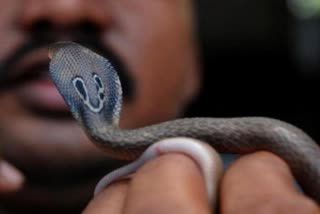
(0, 161, 24, 192)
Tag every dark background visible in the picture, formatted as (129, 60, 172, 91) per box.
(186, 0, 320, 142)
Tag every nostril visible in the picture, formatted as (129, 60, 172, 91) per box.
(77, 20, 103, 33)
(22, 17, 102, 34)
(25, 19, 103, 43)
(31, 19, 54, 33)
(28, 19, 57, 42)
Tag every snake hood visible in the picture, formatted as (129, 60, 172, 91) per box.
(49, 41, 122, 129)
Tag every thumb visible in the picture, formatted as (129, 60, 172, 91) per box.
(0, 160, 24, 193)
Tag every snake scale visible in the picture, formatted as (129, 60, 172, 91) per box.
(48, 41, 320, 203)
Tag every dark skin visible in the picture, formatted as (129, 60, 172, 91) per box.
(0, 0, 318, 213)
(83, 151, 319, 214)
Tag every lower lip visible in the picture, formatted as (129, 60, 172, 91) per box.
(16, 78, 69, 111)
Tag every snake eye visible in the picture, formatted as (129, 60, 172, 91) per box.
(72, 77, 88, 101)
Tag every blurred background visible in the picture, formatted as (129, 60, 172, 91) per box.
(186, 0, 320, 143)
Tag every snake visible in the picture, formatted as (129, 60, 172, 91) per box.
(48, 41, 320, 205)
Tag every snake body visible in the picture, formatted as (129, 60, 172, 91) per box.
(48, 41, 320, 203)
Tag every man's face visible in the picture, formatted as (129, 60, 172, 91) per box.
(0, 0, 200, 211)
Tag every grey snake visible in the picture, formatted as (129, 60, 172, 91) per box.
(48, 41, 320, 204)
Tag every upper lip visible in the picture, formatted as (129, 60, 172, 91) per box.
(7, 46, 50, 86)
(2, 40, 133, 99)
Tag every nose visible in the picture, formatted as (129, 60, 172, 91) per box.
(19, 0, 110, 30)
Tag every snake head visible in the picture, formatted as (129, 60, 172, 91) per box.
(48, 42, 69, 59)
(48, 41, 122, 128)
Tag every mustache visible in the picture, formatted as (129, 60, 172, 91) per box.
(0, 40, 44, 86)
(0, 31, 133, 99)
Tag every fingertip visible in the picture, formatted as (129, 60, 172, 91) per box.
(0, 161, 25, 193)
(84, 180, 129, 214)
(124, 153, 211, 214)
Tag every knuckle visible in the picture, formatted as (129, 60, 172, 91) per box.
(263, 195, 319, 214)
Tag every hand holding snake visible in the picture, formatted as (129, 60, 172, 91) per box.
(48, 41, 320, 206)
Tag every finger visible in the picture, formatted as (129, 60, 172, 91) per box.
(0, 160, 24, 193)
(220, 151, 319, 214)
(94, 138, 223, 205)
(123, 153, 211, 214)
(83, 180, 129, 214)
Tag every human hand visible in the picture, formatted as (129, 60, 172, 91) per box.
(84, 146, 319, 213)
(84, 153, 210, 214)
(0, 160, 24, 193)
(220, 152, 319, 214)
